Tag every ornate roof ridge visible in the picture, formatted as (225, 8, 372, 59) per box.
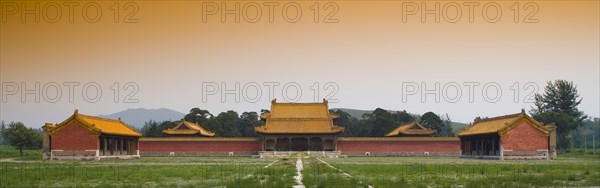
(271, 98, 329, 105)
(473, 112, 522, 124)
(268, 118, 332, 120)
(77, 113, 122, 123)
(273, 102, 327, 105)
(459, 109, 549, 137)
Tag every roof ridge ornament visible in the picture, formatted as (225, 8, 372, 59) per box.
(474, 116, 481, 123)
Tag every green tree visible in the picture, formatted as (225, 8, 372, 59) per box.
(331, 109, 354, 136)
(440, 114, 456, 136)
(2, 122, 41, 156)
(214, 111, 241, 137)
(396, 110, 415, 125)
(420, 112, 454, 136)
(239, 112, 262, 137)
(364, 108, 398, 137)
(531, 80, 587, 150)
(331, 110, 351, 126)
(573, 118, 599, 153)
(184, 108, 213, 125)
(141, 120, 161, 137)
(0, 121, 5, 145)
(158, 120, 178, 136)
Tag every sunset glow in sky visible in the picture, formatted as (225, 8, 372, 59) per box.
(1, 1, 599, 128)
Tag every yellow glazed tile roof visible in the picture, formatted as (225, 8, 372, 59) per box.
(256, 99, 344, 134)
(458, 109, 549, 137)
(261, 99, 338, 119)
(47, 110, 142, 137)
(163, 120, 215, 136)
(385, 121, 436, 136)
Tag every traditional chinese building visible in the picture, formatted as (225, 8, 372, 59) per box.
(162, 120, 215, 137)
(385, 120, 436, 137)
(458, 109, 556, 160)
(43, 110, 142, 160)
(255, 99, 344, 151)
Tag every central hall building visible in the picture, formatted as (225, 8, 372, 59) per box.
(255, 99, 344, 151)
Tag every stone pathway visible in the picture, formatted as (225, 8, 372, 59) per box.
(292, 158, 305, 188)
(263, 159, 279, 168)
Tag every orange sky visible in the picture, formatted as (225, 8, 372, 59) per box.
(1, 1, 599, 127)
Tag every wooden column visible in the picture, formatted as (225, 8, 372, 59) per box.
(114, 138, 117, 155)
(103, 137, 107, 156)
(480, 139, 484, 155)
(318, 137, 322, 151)
(119, 138, 124, 155)
(129, 138, 133, 155)
(274, 137, 278, 151)
(491, 138, 494, 155)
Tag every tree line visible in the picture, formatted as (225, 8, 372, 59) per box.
(140, 107, 456, 137)
(140, 109, 264, 137)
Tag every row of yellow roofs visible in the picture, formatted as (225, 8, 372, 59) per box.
(44, 102, 552, 138)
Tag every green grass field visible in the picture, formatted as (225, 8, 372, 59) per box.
(1, 147, 599, 187)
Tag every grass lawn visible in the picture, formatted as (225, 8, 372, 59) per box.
(1, 147, 599, 187)
(0, 145, 42, 160)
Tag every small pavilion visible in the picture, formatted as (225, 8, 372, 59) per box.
(385, 120, 436, 137)
(162, 120, 215, 137)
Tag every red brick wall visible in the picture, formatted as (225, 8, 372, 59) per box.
(51, 121, 98, 151)
(139, 140, 260, 156)
(501, 121, 548, 154)
(338, 140, 460, 156)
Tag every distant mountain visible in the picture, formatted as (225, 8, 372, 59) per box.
(98, 108, 185, 129)
(331, 108, 468, 134)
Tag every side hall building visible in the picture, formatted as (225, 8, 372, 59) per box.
(43, 110, 142, 160)
(458, 109, 556, 160)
